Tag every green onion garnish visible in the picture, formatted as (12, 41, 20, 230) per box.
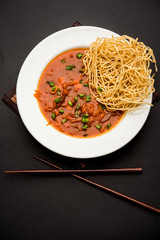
(68, 100, 72, 107)
(61, 59, 66, 63)
(76, 103, 81, 110)
(62, 119, 67, 124)
(75, 110, 78, 118)
(79, 79, 83, 84)
(96, 124, 102, 130)
(86, 94, 91, 102)
(66, 65, 75, 70)
(76, 53, 83, 59)
(59, 109, 64, 114)
(74, 96, 78, 102)
(57, 88, 61, 95)
(79, 69, 84, 73)
(83, 83, 89, 87)
(54, 98, 61, 103)
(66, 65, 72, 70)
(47, 81, 55, 87)
(82, 117, 89, 123)
(70, 65, 75, 68)
(98, 87, 102, 92)
(51, 86, 56, 91)
(86, 94, 91, 99)
(82, 124, 88, 130)
(51, 112, 56, 120)
(79, 94, 84, 98)
(107, 123, 111, 129)
(83, 114, 89, 118)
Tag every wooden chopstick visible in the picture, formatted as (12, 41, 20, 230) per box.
(32, 156, 160, 214)
(4, 168, 142, 174)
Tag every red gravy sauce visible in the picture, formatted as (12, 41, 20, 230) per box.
(34, 49, 124, 138)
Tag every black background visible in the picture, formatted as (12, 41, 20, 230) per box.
(1, 0, 160, 239)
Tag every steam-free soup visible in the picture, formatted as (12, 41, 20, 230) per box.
(34, 49, 124, 138)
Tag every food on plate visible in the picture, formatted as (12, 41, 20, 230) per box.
(34, 49, 124, 138)
(34, 35, 157, 137)
(83, 35, 157, 111)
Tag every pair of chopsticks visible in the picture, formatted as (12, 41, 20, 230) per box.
(4, 156, 160, 214)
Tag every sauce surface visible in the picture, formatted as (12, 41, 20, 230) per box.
(35, 49, 124, 138)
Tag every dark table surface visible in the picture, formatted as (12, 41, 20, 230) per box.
(1, 0, 160, 239)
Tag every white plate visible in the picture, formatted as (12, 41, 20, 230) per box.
(16, 26, 152, 159)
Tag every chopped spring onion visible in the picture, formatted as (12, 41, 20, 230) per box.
(82, 124, 88, 130)
(83, 83, 89, 87)
(59, 109, 64, 114)
(79, 69, 84, 73)
(61, 59, 66, 63)
(98, 87, 102, 92)
(74, 96, 78, 102)
(47, 81, 55, 87)
(62, 119, 67, 124)
(68, 100, 72, 107)
(79, 79, 83, 84)
(86, 94, 91, 102)
(107, 123, 111, 129)
(86, 94, 91, 99)
(79, 94, 84, 98)
(51, 112, 56, 120)
(76, 103, 81, 110)
(66, 65, 75, 70)
(83, 114, 89, 118)
(54, 98, 61, 103)
(82, 117, 89, 123)
(75, 110, 78, 118)
(96, 124, 102, 130)
(76, 53, 83, 59)
(57, 88, 61, 95)
(51, 86, 56, 91)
